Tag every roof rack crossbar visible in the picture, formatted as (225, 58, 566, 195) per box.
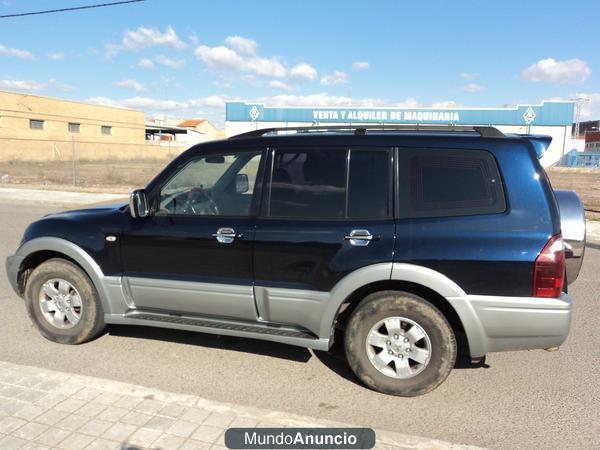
(230, 124, 505, 139)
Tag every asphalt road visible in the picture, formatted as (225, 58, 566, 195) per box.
(1, 201, 598, 449)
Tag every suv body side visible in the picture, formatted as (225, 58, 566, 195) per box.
(6, 132, 572, 358)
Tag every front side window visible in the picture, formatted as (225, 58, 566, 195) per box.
(158, 151, 262, 216)
(269, 149, 347, 219)
(403, 148, 505, 218)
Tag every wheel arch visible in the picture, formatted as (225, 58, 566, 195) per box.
(323, 263, 471, 358)
(16, 237, 111, 312)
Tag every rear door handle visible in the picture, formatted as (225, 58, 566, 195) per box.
(212, 227, 242, 244)
(344, 229, 380, 246)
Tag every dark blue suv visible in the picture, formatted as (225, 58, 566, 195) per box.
(5, 125, 586, 396)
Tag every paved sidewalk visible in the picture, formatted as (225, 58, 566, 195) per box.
(0, 361, 481, 450)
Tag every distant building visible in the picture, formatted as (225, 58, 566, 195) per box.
(0, 90, 148, 161)
(226, 101, 576, 166)
(145, 117, 223, 148)
(584, 130, 600, 151)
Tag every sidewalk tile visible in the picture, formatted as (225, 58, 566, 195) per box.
(74, 402, 105, 419)
(190, 425, 223, 444)
(152, 433, 187, 450)
(167, 420, 199, 438)
(160, 403, 187, 418)
(71, 388, 101, 402)
(35, 428, 71, 447)
(145, 415, 176, 432)
(35, 410, 69, 426)
(0, 401, 27, 416)
(52, 384, 82, 397)
(181, 407, 210, 424)
(16, 390, 47, 403)
(113, 395, 143, 409)
(202, 412, 235, 428)
(85, 437, 121, 450)
(13, 404, 46, 422)
(135, 398, 165, 414)
(120, 410, 152, 427)
(0, 434, 29, 449)
(12, 422, 49, 440)
(103, 422, 137, 442)
(96, 406, 128, 422)
(35, 394, 68, 409)
(55, 398, 86, 414)
(128, 427, 162, 447)
(180, 439, 212, 450)
(56, 432, 95, 450)
(77, 418, 112, 437)
(0, 416, 27, 434)
(229, 417, 259, 428)
(94, 392, 122, 406)
(55, 414, 89, 432)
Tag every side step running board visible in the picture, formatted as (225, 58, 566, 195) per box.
(106, 310, 331, 351)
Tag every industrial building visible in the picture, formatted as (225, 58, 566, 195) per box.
(0, 91, 220, 162)
(225, 101, 576, 166)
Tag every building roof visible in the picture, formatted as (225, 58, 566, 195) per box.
(585, 131, 600, 142)
(178, 119, 206, 128)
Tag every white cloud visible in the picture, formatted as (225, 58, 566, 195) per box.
(522, 58, 591, 84)
(155, 54, 185, 69)
(195, 43, 286, 77)
(223, 36, 257, 55)
(87, 95, 227, 113)
(352, 61, 370, 70)
(138, 58, 154, 69)
(107, 26, 186, 56)
(195, 37, 315, 84)
(462, 83, 483, 93)
(269, 80, 294, 91)
(48, 52, 65, 61)
(320, 70, 349, 86)
(0, 43, 34, 60)
(431, 100, 462, 108)
(122, 25, 186, 51)
(114, 79, 146, 93)
(574, 93, 600, 119)
(289, 63, 317, 81)
(212, 80, 232, 89)
(460, 72, 478, 80)
(0, 79, 43, 91)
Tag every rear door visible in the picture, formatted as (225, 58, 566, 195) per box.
(252, 146, 395, 333)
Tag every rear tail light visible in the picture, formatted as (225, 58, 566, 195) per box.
(533, 233, 565, 298)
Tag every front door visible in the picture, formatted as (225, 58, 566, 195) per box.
(120, 149, 265, 321)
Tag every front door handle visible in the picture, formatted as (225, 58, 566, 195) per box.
(344, 229, 380, 246)
(212, 227, 242, 244)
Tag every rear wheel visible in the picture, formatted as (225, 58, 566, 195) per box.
(25, 258, 106, 344)
(344, 291, 456, 396)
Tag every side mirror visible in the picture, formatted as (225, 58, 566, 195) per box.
(130, 189, 149, 218)
(235, 173, 249, 193)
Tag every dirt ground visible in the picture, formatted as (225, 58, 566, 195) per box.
(0, 160, 598, 218)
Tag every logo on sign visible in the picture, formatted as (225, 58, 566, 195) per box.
(249, 105, 260, 121)
(523, 107, 536, 124)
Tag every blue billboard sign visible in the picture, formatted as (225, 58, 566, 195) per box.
(226, 101, 575, 127)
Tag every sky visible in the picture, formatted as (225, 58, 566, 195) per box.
(0, 0, 599, 126)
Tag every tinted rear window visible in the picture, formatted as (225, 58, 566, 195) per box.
(348, 149, 391, 218)
(401, 148, 505, 218)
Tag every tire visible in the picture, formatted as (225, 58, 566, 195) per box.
(344, 291, 456, 397)
(25, 258, 106, 344)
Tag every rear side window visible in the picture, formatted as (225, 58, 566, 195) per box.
(268, 148, 392, 219)
(348, 149, 391, 218)
(402, 148, 505, 218)
(269, 149, 347, 219)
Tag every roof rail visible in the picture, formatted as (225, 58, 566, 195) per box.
(229, 124, 505, 139)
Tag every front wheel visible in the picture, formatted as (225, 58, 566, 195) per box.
(25, 258, 106, 344)
(344, 291, 456, 396)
